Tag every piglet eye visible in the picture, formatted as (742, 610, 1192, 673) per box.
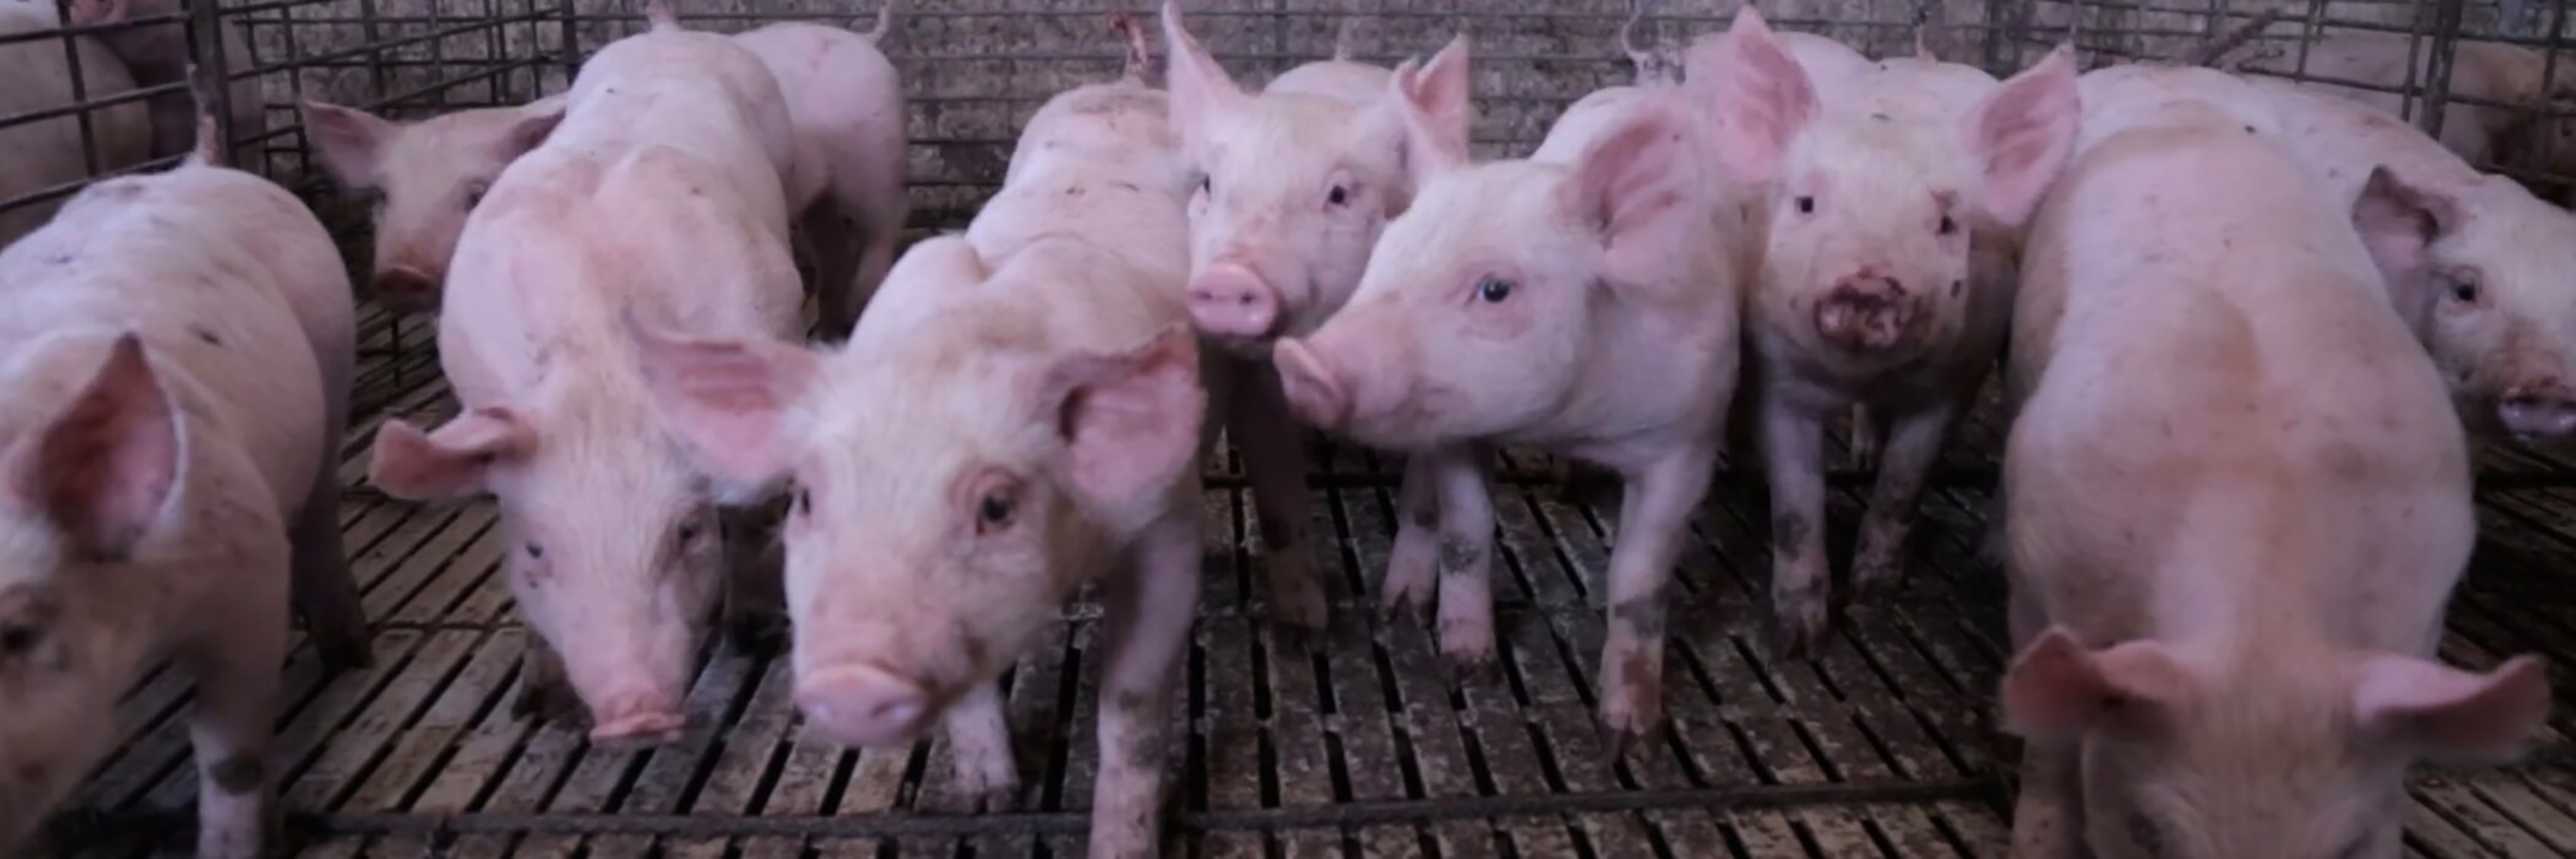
(465, 180, 491, 210)
(1197, 174, 1212, 196)
(1937, 214, 1958, 235)
(978, 493, 1016, 531)
(1475, 276, 1514, 304)
(525, 543, 544, 560)
(1327, 184, 1350, 206)
(676, 521, 705, 547)
(2451, 274, 2481, 304)
(0, 623, 39, 655)
(795, 486, 812, 515)
(1795, 195, 1816, 215)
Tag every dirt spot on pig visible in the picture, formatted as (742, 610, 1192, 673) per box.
(209, 755, 265, 795)
(1612, 593, 1668, 640)
(1771, 513, 1810, 560)
(1437, 535, 1483, 576)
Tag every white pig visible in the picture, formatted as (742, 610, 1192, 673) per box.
(65, 0, 267, 163)
(0, 2, 150, 248)
(1692, 10, 2080, 655)
(1160, 1, 1470, 631)
(302, 5, 904, 332)
(1999, 72, 2553, 859)
(635, 36, 1206, 859)
(363, 8, 805, 746)
(2237, 34, 2576, 187)
(1272, 46, 1738, 749)
(0, 117, 361, 859)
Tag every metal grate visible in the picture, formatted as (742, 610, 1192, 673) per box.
(8, 2, 2576, 856)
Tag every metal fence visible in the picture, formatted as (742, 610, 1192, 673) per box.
(0, 0, 2568, 259)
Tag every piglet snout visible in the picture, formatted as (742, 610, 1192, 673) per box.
(2500, 385, 2576, 440)
(797, 663, 933, 746)
(372, 265, 441, 314)
(1273, 338, 1351, 430)
(587, 692, 688, 747)
(1812, 276, 1916, 353)
(1188, 263, 1282, 340)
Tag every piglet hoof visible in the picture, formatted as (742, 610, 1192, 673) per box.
(1437, 628, 1499, 684)
(727, 610, 791, 658)
(1768, 591, 1832, 661)
(1596, 719, 1659, 763)
(195, 813, 268, 859)
(969, 781, 1024, 813)
(1378, 576, 1436, 625)
(1264, 561, 1331, 635)
(312, 628, 377, 673)
(1850, 551, 1906, 600)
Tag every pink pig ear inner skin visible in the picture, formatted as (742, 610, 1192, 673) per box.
(15, 336, 179, 561)
(1046, 332, 1202, 509)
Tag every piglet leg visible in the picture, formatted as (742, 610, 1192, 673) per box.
(1426, 445, 1498, 671)
(2007, 592, 2086, 859)
(1226, 369, 1327, 632)
(513, 633, 586, 727)
(1847, 404, 1880, 470)
(188, 571, 290, 859)
(1762, 400, 1832, 658)
(799, 203, 866, 340)
(290, 342, 372, 671)
(1850, 401, 1961, 597)
(1087, 509, 1202, 859)
(943, 681, 1021, 812)
(1381, 455, 1440, 620)
(722, 503, 789, 655)
(1595, 446, 1717, 758)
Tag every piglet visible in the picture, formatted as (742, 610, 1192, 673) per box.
(1998, 70, 2552, 859)
(1693, 9, 2080, 655)
(636, 34, 1205, 858)
(1160, 1, 1469, 631)
(303, 5, 904, 333)
(1273, 48, 1738, 750)
(0, 2, 151, 247)
(0, 114, 363, 858)
(365, 8, 806, 746)
(66, 0, 266, 163)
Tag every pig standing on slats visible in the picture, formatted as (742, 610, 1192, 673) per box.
(1159, 1, 1470, 631)
(1997, 69, 2553, 859)
(66, 0, 267, 164)
(363, 6, 805, 746)
(302, 5, 905, 334)
(635, 24, 1205, 859)
(0, 2, 150, 248)
(0, 114, 361, 859)
(1272, 28, 1738, 748)
(1692, 9, 2081, 655)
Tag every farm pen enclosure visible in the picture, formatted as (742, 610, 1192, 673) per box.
(10, 0, 2576, 856)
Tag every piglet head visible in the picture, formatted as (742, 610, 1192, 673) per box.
(2002, 628, 2551, 859)
(368, 381, 720, 747)
(1700, 9, 2077, 362)
(636, 244, 1206, 747)
(0, 336, 180, 851)
(1164, 1, 1472, 353)
(1278, 78, 1704, 450)
(304, 99, 568, 314)
(2352, 165, 2576, 445)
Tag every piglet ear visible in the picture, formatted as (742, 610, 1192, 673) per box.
(1560, 105, 1698, 292)
(1999, 627, 2194, 742)
(1385, 34, 1474, 196)
(5, 335, 179, 561)
(1039, 328, 1206, 516)
(1964, 46, 2081, 227)
(1160, 0, 1246, 156)
(1695, 7, 1817, 184)
(2353, 654, 2552, 762)
(368, 408, 532, 502)
(629, 319, 817, 500)
(2351, 165, 2459, 283)
(302, 101, 399, 188)
(495, 99, 568, 161)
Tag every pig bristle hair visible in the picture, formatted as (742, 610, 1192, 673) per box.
(1333, 16, 1359, 61)
(855, 1, 894, 45)
(643, 0, 679, 31)
(1111, 12, 1152, 81)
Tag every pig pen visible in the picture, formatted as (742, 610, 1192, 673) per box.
(12, 0, 2576, 856)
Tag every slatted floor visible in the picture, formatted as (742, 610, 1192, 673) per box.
(38, 303, 2576, 858)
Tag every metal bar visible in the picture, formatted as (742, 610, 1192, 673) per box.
(2415, 0, 2471, 141)
(0, 9, 186, 48)
(190, 0, 234, 164)
(46, 0, 101, 177)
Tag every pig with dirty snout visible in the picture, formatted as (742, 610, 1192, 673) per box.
(1160, 1, 1471, 632)
(366, 13, 808, 747)
(0, 129, 364, 858)
(1273, 51, 1739, 750)
(641, 43, 1204, 855)
(303, 7, 904, 332)
(2000, 79, 2553, 859)
(1693, 9, 2081, 656)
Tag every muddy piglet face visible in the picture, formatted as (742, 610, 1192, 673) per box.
(631, 248, 1206, 747)
(304, 99, 566, 313)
